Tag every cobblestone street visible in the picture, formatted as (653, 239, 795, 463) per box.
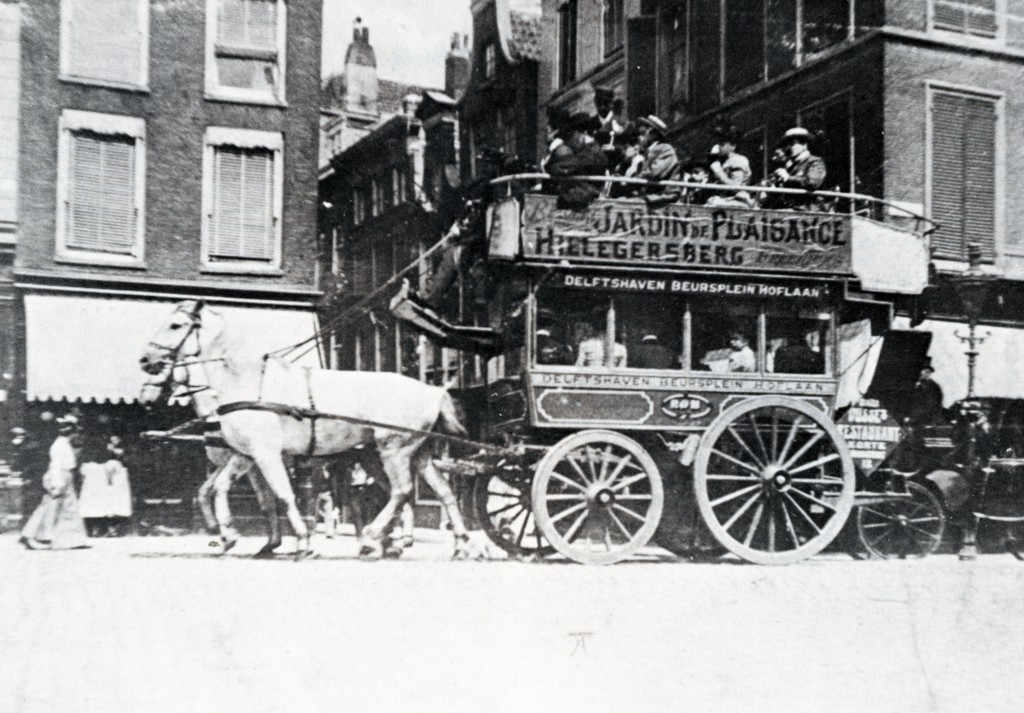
(1, 531, 1022, 713)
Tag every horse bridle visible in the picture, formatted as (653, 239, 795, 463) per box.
(147, 303, 204, 368)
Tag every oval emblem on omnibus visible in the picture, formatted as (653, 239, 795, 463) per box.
(661, 394, 712, 421)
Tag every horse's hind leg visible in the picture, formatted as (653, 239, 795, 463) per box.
(210, 454, 252, 553)
(249, 451, 312, 560)
(360, 450, 413, 560)
(416, 450, 475, 559)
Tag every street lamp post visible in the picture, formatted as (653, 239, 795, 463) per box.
(949, 243, 997, 560)
(951, 244, 996, 398)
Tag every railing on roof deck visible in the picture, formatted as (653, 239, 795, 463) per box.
(488, 173, 937, 237)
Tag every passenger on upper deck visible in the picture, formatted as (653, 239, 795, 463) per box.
(546, 113, 609, 210)
(706, 126, 753, 207)
(681, 157, 711, 206)
(607, 125, 645, 198)
(593, 86, 624, 150)
(637, 115, 680, 186)
(770, 127, 827, 210)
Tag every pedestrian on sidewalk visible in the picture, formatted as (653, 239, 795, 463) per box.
(19, 414, 89, 550)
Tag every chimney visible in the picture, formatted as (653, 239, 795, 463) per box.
(362, 27, 370, 43)
(445, 32, 470, 101)
(353, 16, 362, 41)
(344, 17, 378, 115)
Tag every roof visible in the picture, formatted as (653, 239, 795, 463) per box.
(321, 73, 439, 116)
(508, 11, 542, 62)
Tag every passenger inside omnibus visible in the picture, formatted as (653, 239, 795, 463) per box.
(533, 287, 831, 375)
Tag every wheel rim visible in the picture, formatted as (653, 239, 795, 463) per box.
(856, 482, 946, 559)
(532, 430, 663, 565)
(473, 471, 553, 558)
(694, 397, 855, 565)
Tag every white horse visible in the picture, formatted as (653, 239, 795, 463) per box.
(139, 300, 474, 559)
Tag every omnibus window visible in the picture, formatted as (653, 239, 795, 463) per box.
(767, 311, 831, 375)
(535, 289, 684, 370)
(690, 304, 759, 373)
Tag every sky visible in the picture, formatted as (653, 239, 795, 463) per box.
(321, 0, 474, 88)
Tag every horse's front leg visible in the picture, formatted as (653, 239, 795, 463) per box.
(211, 457, 242, 553)
(197, 457, 223, 535)
(247, 466, 282, 558)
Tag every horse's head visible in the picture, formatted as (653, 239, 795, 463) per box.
(139, 300, 206, 376)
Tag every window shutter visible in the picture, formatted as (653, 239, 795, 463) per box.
(218, 0, 277, 49)
(966, 0, 998, 37)
(934, 0, 997, 37)
(67, 132, 137, 254)
(210, 146, 275, 260)
(930, 91, 996, 260)
(68, 0, 141, 83)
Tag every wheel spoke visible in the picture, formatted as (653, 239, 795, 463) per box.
(706, 473, 759, 481)
(597, 445, 613, 483)
(727, 426, 765, 468)
(584, 447, 601, 483)
(515, 511, 529, 547)
(778, 496, 801, 549)
(766, 503, 776, 551)
(748, 412, 772, 464)
(722, 490, 762, 532)
(486, 489, 521, 499)
(867, 523, 898, 547)
(859, 506, 899, 521)
(780, 429, 825, 471)
(612, 502, 647, 523)
(907, 516, 942, 525)
(544, 493, 586, 501)
(487, 501, 523, 518)
(770, 408, 780, 461)
(549, 500, 587, 525)
(562, 508, 590, 542)
(788, 452, 841, 476)
(790, 476, 844, 486)
(860, 521, 896, 529)
(710, 448, 763, 475)
(905, 522, 942, 538)
(615, 494, 654, 501)
(709, 483, 761, 508)
(564, 454, 594, 485)
(610, 471, 650, 493)
(777, 414, 806, 465)
(789, 486, 838, 512)
(782, 491, 822, 535)
(550, 470, 588, 493)
(743, 503, 764, 547)
(607, 508, 634, 540)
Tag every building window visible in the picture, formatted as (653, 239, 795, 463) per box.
(56, 110, 146, 265)
(206, 0, 287, 104)
(392, 167, 407, 206)
(603, 0, 625, 55)
(484, 43, 496, 80)
(558, 0, 578, 87)
(201, 127, 283, 272)
(724, 0, 764, 94)
(932, 0, 998, 38)
(664, 1, 689, 112)
(60, 0, 149, 88)
(798, 93, 853, 194)
(353, 186, 366, 226)
(371, 177, 386, 217)
(928, 88, 999, 261)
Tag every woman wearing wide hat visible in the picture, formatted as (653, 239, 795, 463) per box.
(19, 414, 89, 550)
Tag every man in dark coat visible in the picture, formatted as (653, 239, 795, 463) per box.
(629, 334, 678, 369)
(546, 113, 608, 210)
(909, 361, 945, 426)
(771, 126, 827, 210)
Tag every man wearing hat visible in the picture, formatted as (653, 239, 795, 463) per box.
(637, 115, 680, 184)
(629, 334, 678, 370)
(771, 126, 827, 209)
(909, 359, 945, 427)
(546, 112, 608, 209)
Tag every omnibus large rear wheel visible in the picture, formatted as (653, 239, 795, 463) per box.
(693, 396, 855, 565)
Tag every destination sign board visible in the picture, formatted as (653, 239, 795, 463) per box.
(556, 272, 830, 300)
(518, 194, 852, 274)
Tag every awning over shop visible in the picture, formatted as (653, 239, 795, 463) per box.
(893, 316, 1024, 405)
(25, 295, 321, 403)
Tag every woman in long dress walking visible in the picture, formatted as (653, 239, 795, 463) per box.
(19, 414, 89, 550)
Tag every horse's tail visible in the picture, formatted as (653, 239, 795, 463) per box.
(436, 390, 467, 437)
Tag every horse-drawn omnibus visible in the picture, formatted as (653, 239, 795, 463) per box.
(393, 175, 936, 564)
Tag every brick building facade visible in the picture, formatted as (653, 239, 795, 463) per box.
(12, 0, 324, 515)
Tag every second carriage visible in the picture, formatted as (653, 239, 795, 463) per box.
(393, 178, 935, 565)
